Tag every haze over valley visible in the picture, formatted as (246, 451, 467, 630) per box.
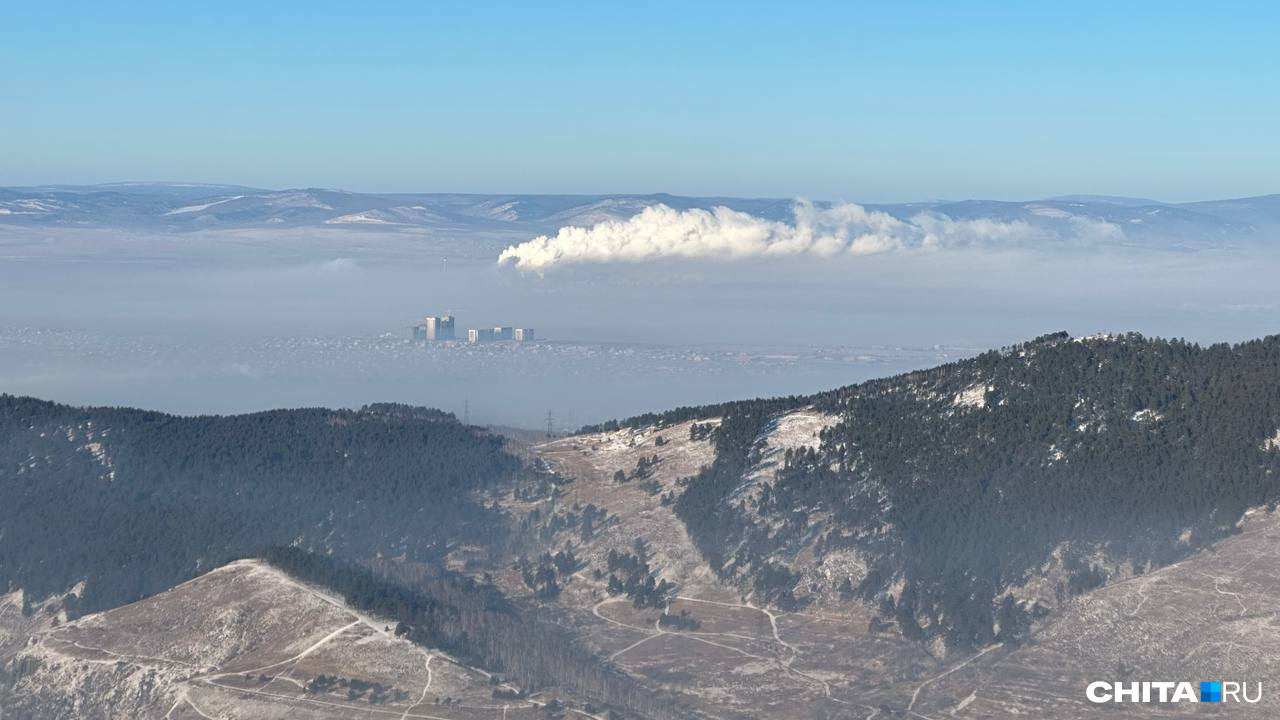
(4, 184, 1280, 427)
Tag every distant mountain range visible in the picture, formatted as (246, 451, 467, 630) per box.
(0, 184, 795, 235)
(2, 183, 1279, 248)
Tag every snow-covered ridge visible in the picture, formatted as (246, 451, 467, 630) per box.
(4, 185, 1275, 253)
(324, 205, 446, 225)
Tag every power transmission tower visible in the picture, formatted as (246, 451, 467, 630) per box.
(463, 399, 470, 426)
(546, 410, 554, 439)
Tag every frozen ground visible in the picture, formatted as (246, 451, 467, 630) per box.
(909, 507, 1280, 719)
(486, 414, 1280, 718)
(1, 560, 584, 720)
(490, 421, 937, 718)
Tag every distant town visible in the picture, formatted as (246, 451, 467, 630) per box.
(410, 313, 535, 344)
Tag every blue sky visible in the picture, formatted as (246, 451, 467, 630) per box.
(3, 1, 1276, 201)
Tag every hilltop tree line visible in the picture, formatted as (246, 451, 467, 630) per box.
(580, 395, 806, 436)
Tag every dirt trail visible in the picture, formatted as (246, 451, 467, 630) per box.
(906, 643, 1001, 718)
(216, 619, 360, 680)
(196, 678, 457, 720)
(398, 653, 434, 720)
(45, 636, 202, 670)
(598, 594, 855, 703)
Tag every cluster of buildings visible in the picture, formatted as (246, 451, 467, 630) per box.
(411, 314, 535, 344)
(412, 314, 456, 341)
(465, 326, 535, 343)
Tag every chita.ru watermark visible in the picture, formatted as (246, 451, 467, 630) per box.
(1086, 680, 1260, 703)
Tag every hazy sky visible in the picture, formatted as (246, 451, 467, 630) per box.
(4, 1, 1277, 201)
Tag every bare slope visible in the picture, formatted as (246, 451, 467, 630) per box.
(497, 418, 936, 719)
(0, 560, 555, 720)
(532, 419, 727, 601)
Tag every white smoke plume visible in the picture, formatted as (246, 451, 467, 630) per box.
(497, 200, 1124, 271)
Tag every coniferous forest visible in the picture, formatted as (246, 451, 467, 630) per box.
(0, 398, 523, 616)
(657, 333, 1280, 648)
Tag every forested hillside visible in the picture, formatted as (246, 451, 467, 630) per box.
(9, 331, 1280, 660)
(0, 398, 525, 616)
(647, 333, 1280, 649)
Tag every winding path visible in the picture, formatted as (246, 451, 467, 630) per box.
(398, 653, 434, 720)
(596, 593, 855, 705)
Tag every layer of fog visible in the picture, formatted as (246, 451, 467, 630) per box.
(4, 225, 1280, 427)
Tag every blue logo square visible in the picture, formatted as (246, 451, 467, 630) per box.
(1201, 681, 1222, 702)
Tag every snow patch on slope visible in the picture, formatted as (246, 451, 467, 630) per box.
(1026, 206, 1074, 219)
(0, 199, 68, 215)
(1264, 430, 1280, 452)
(264, 191, 332, 209)
(1131, 408, 1163, 423)
(731, 409, 839, 510)
(164, 196, 246, 215)
(953, 383, 990, 409)
(324, 206, 446, 226)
